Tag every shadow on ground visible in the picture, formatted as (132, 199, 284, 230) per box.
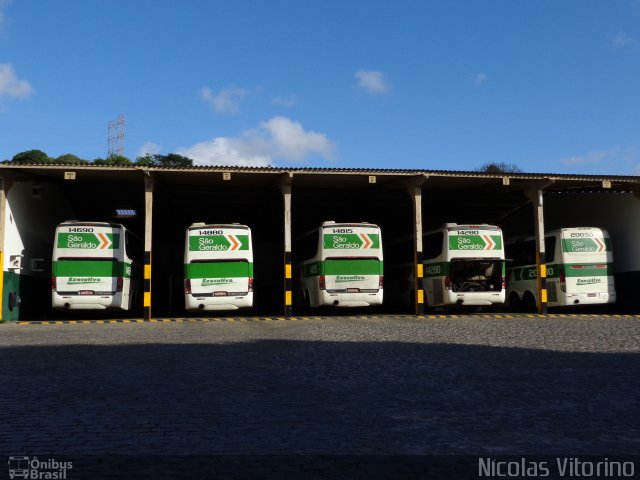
(1, 340, 638, 459)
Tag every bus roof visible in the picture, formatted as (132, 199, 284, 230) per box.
(188, 223, 250, 230)
(321, 221, 380, 229)
(58, 221, 125, 229)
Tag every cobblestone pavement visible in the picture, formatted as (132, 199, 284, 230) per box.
(1, 315, 639, 459)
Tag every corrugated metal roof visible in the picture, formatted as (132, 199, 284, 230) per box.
(2, 162, 640, 183)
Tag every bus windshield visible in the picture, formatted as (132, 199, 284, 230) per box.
(187, 259, 250, 278)
(324, 257, 381, 275)
(54, 257, 120, 277)
(450, 259, 502, 292)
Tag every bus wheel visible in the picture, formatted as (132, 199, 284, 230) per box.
(508, 292, 521, 311)
(302, 290, 311, 313)
(523, 292, 537, 313)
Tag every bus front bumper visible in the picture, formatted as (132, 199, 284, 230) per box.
(320, 290, 383, 307)
(444, 290, 506, 306)
(52, 292, 123, 309)
(557, 291, 616, 306)
(185, 292, 253, 311)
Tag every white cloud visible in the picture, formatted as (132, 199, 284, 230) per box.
(200, 85, 248, 114)
(355, 69, 390, 94)
(612, 32, 638, 49)
(137, 141, 162, 158)
(0, 63, 34, 99)
(176, 116, 335, 167)
(176, 138, 273, 167)
(271, 95, 297, 107)
(562, 150, 611, 166)
(561, 146, 636, 170)
(474, 72, 488, 85)
(0, 0, 12, 32)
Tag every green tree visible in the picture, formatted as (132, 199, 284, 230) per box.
(134, 153, 193, 167)
(476, 162, 523, 174)
(157, 153, 193, 167)
(54, 153, 87, 164)
(103, 155, 132, 166)
(134, 154, 156, 166)
(11, 149, 52, 164)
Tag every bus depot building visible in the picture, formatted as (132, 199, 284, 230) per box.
(1, 163, 639, 321)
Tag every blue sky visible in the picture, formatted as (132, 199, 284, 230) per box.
(1, 0, 639, 174)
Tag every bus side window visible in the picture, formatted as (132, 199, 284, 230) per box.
(294, 228, 319, 262)
(125, 230, 142, 262)
(509, 243, 521, 266)
(544, 236, 555, 263)
(125, 231, 131, 258)
(524, 240, 536, 265)
(424, 232, 443, 259)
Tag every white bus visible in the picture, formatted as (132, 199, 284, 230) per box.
(184, 223, 253, 311)
(506, 227, 616, 310)
(423, 223, 506, 307)
(52, 222, 141, 310)
(297, 221, 383, 308)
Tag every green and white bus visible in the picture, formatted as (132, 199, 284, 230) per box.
(506, 227, 616, 310)
(423, 223, 506, 307)
(52, 222, 141, 310)
(184, 223, 253, 311)
(297, 221, 383, 308)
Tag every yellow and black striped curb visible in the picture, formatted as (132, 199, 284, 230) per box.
(8, 313, 640, 325)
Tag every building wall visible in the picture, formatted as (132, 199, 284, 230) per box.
(2, 180, 74, 320)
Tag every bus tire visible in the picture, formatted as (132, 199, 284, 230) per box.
(302, 290, 311, 313)
(508, 292, 521, 311)
(523, 291, 537, 313)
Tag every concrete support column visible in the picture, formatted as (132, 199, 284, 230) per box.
(144, 172, 154, 320)
(280, 173, 293, 316)
(526, 187, 548, 314)
(407, 185, 425, 315)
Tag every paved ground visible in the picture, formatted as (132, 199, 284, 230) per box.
(1, 315, 639, 476)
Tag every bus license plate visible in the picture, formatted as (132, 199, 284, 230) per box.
(79, 290, 95, 295)
(347, 288, 359, 293)
(214, 291, 227, 297)
(587, 293, 596, 297)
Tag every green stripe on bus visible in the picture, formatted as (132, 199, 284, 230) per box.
(322, 233, 380, 249)
(563, 263, 614, 277)
(561, 238, 611, 253)
(56, 233, 120, 249)
(185, 261, 254, 279)
(509, 263, 613, 280)
(448, 235, 502, 251)
(423, 262, 450, 277)
(302, 259, 383, 278)
(53, 260, 131, 277)
(188, 235, 250, 251)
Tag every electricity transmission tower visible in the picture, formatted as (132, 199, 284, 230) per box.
(107, 114, 125, 157)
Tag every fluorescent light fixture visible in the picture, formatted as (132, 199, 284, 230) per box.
(114, 209, 137, 218)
